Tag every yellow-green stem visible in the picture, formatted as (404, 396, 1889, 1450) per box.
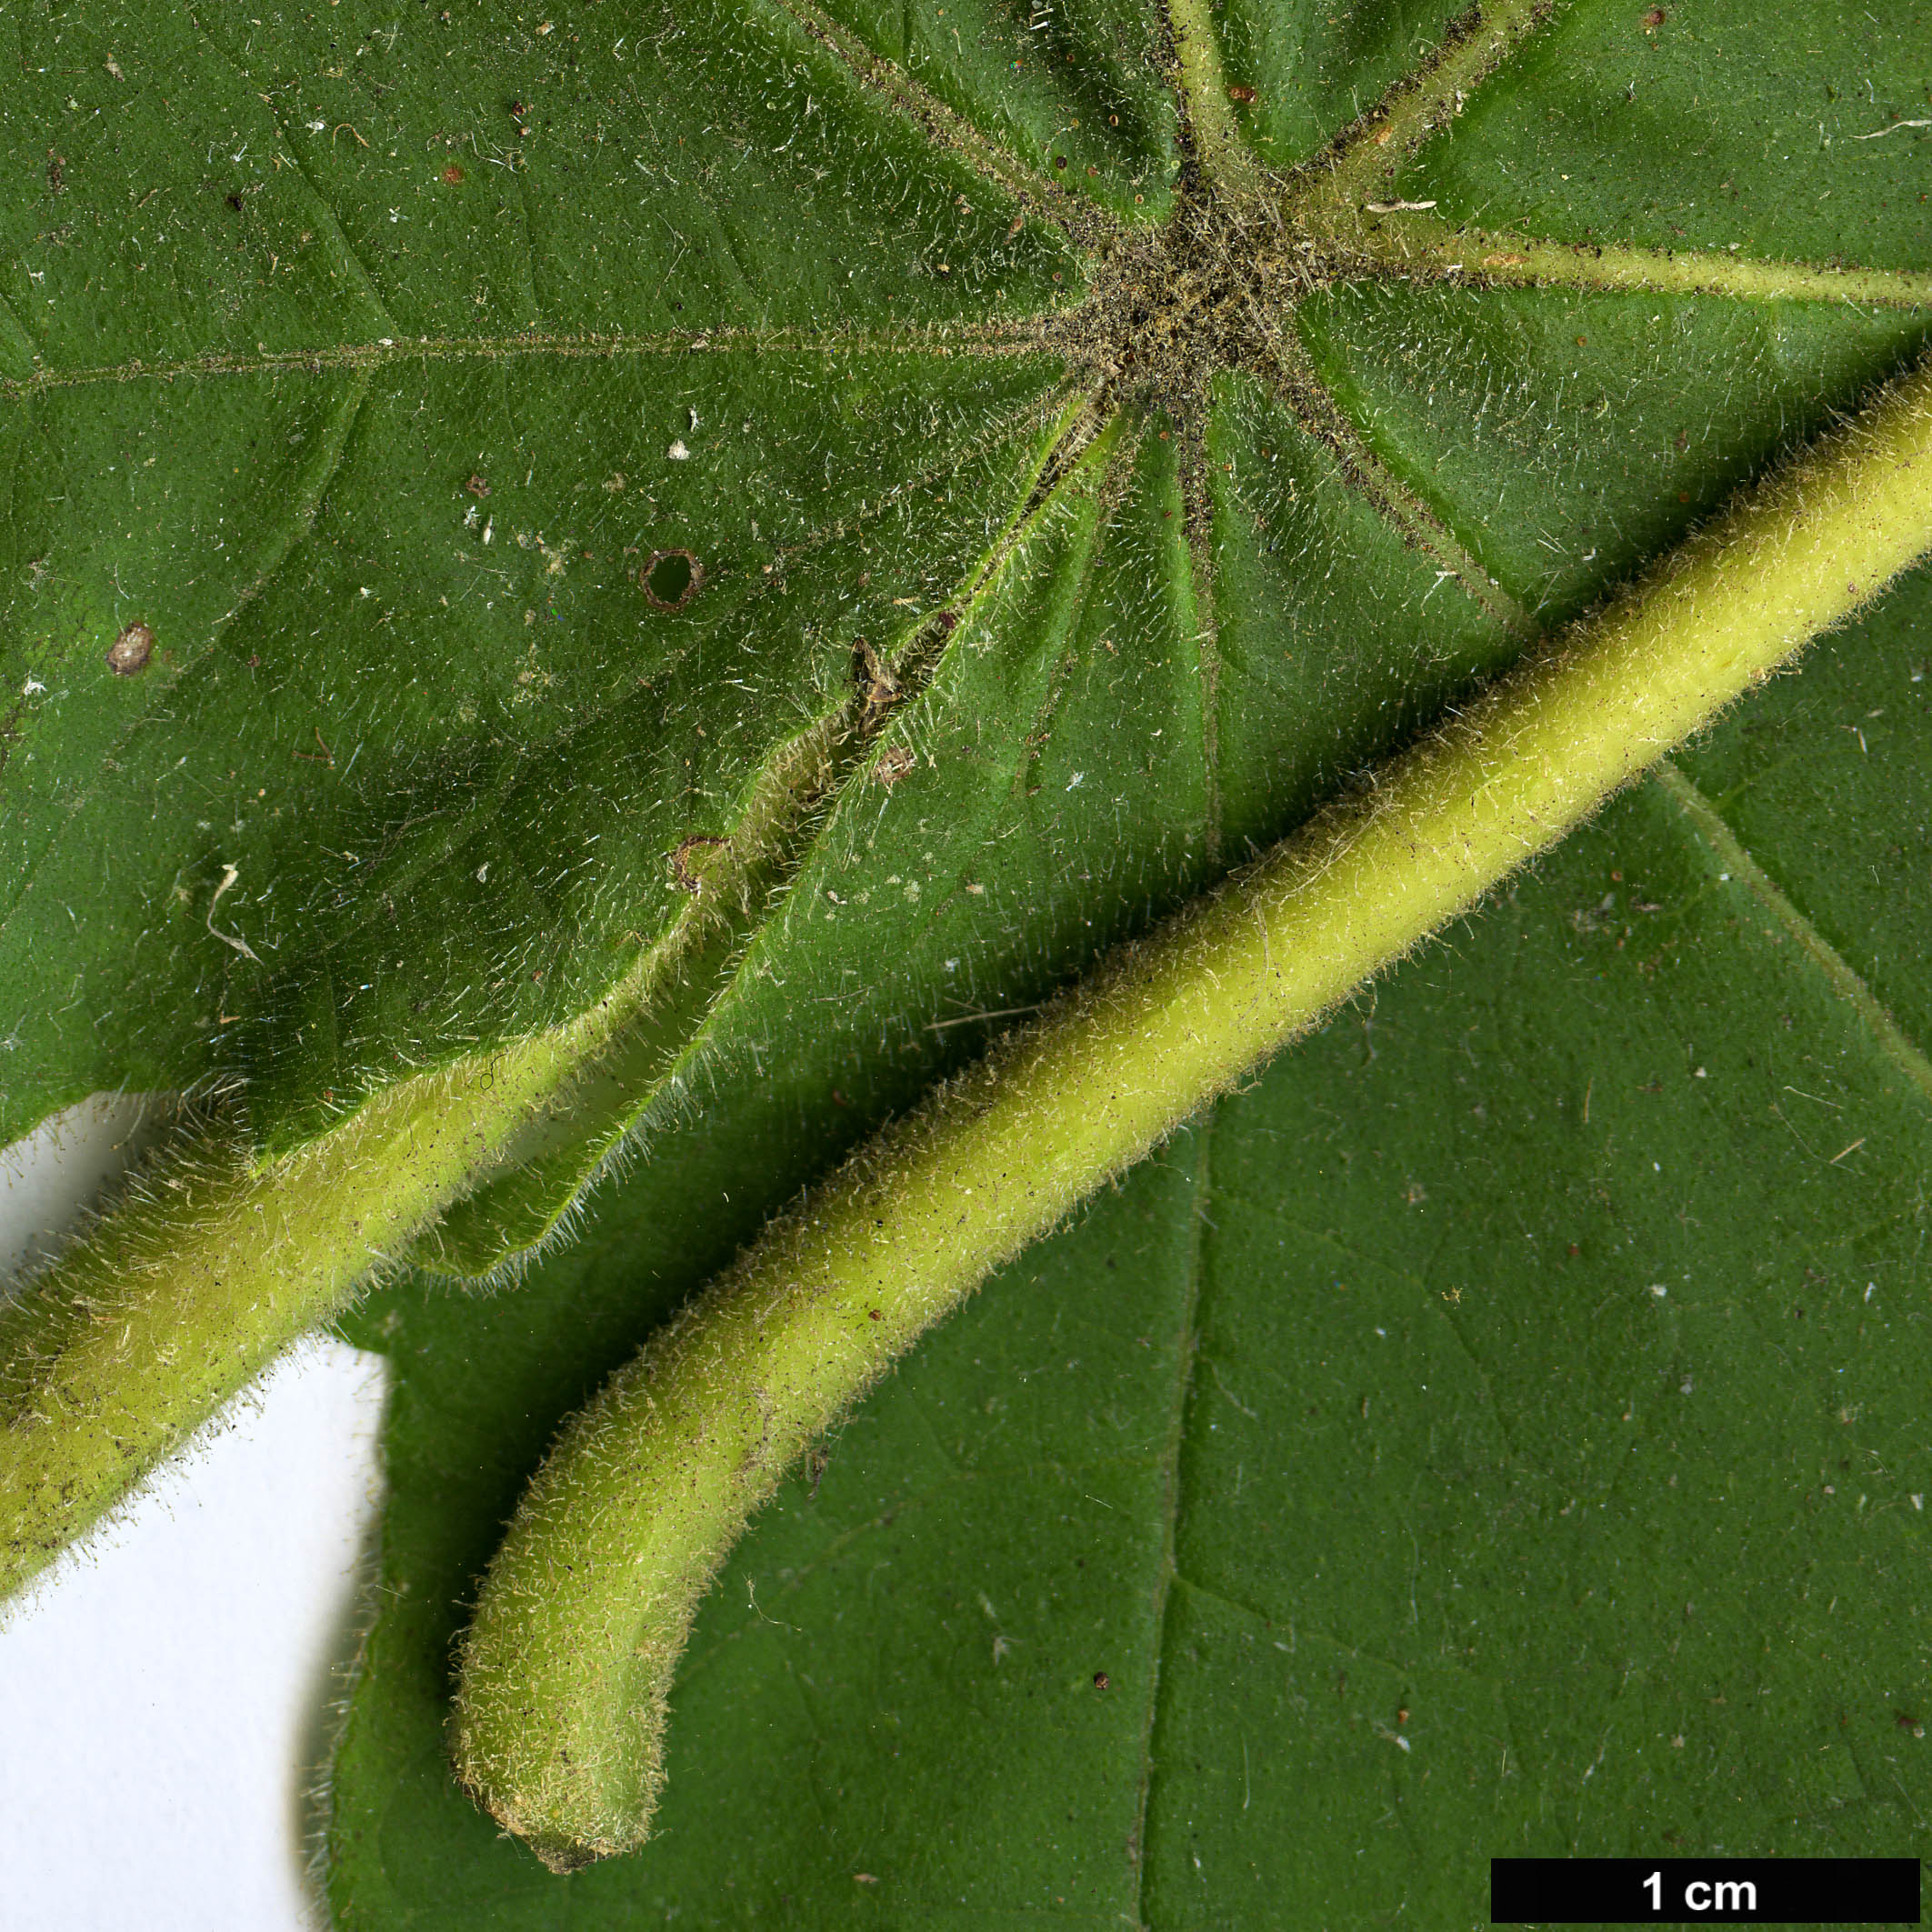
(0, 1001, 626, 1602)
(452, 355, 1932, 1870)
(0, 750, 806, 1605)
(0, 386, 1096, 1606)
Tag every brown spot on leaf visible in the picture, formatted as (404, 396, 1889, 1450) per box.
(874, 745, 917, 788)
(107, 623, 155, 676)
(669, 835, 729, 895)
(466, 474, 491, 497)
(1093, 1670, 1110, 1690)
(443, 163, 465, 184)
(642, 549, 703, 611)
(1642, 5, 1666, 23)
(1226, 85, 1256, 104)
(854, 637, 901, 736)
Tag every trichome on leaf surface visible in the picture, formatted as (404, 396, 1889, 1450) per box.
(2, 0, 1930, 1921)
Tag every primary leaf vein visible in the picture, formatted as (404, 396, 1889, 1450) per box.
(757, 0, 1116, 248)
(1258, 325, 1537, 636)
(1296, 0, 1557, 221)
(285, 375, 1084, 988)
(1336, 220, 1932, 311)
(0, 323, 1046, 403)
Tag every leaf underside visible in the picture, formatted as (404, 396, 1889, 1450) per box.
(3, 0, 1930, 1920)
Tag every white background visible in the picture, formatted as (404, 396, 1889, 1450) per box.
(0, 1096, 388, 1932)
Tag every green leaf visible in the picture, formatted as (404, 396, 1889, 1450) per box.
(1394, 0, 1932, 272)
(2, 0, 1928, 1915)
(1, 0, 1082, 1153)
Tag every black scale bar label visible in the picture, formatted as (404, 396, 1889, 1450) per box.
(1492, 1858, 1921, 1926)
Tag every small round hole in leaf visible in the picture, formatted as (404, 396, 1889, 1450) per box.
(107, 622, 155, 675)
(642, 549, 702, 611)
